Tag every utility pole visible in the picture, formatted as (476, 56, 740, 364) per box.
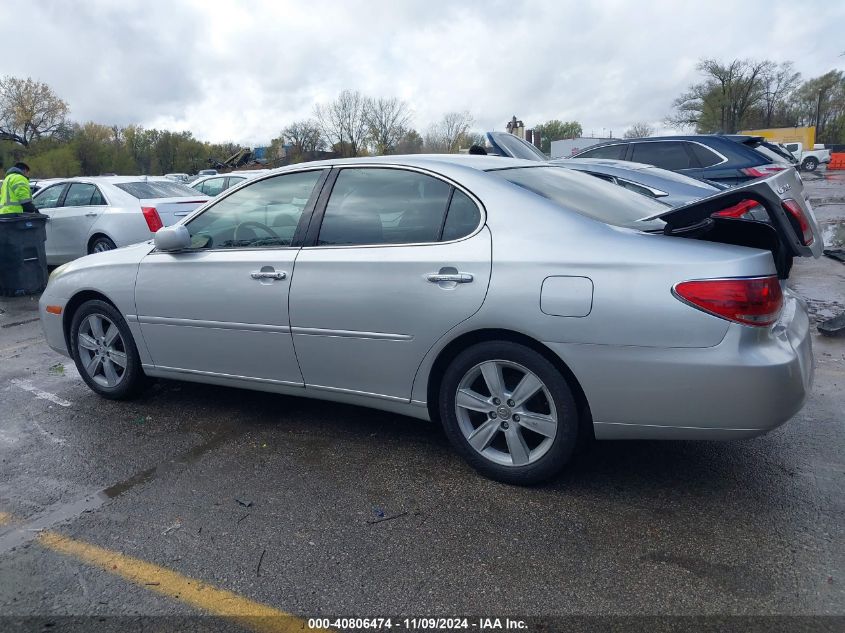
(815, 87, 827, 139)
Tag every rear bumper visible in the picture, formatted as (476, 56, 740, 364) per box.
(546, 290, 814, 440)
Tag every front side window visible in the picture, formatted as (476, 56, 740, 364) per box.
(185, 170, 324, 249)
(318, 168, 452, 246)
(630, 142, 695, 170)
(201, 177, 227, 197)
(33, 184, 66, 209)
(63, 183, 99, 206)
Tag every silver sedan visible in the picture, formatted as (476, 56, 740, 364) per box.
(39, 156, 821, 484)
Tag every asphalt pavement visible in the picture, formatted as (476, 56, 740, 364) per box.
(0, 173, 843, 632)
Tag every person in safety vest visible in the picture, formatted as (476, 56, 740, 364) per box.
(0, 162, 36, 215)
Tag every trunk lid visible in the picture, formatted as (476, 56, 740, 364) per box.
(140, 196, 209, 227)
(651, 169, 822, 278)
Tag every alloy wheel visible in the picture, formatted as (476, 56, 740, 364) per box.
(76, 313, 128, 388)
(455, 360, 558, 467)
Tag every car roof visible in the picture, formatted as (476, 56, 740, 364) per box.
(41, 175, 177, 184)
(578, 134, 761, 149)
(264, 154, 542, 174)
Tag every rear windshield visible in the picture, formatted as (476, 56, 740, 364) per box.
(114, 181, 200, 198)
(488, 166, 667, 229)
(755, 143, 795, 165)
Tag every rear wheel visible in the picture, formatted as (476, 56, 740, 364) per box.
(70, 300, 148, 399)
(89, 236, 116, 254)
(801, 157, 818, 172)
(439, 341, 579, 485)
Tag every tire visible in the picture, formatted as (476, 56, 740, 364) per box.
(801, 157, 818, 172)
(439, 341, 579, 485)
(89, 236, 116, 254)
(70, 299, 148, 399)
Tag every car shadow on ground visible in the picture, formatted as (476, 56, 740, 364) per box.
(130, 377, 796, 504)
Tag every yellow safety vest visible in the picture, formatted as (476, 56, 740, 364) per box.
(0, 172, 32, 215)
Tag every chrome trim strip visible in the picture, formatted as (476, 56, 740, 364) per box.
(144, 364, 304, 387)
(291, 326, 413, 341)
(305, 383, 408, 403)
(410, 399, 428, 408)
(137, 315, 291, 333)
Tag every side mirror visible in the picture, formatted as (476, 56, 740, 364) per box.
(154, 225, 191, 252)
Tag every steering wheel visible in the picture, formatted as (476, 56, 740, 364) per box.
(233, 221, 281, 243)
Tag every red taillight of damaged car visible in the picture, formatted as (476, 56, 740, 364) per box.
(782, 199, 814, 246)
(673, 276, 783, 327)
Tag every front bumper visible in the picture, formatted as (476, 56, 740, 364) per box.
(546, 290, 814, 440)
(38, 290, 70, 358)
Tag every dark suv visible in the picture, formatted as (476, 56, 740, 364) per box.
(571, 135, 795, 185)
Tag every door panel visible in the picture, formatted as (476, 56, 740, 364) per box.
(46, 183, 104, 261)
(289, 229, 492, 400)
(135, 249, 303, 384)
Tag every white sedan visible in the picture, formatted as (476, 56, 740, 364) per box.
(33, 176, 209, 265)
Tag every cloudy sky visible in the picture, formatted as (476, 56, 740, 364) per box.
(2, 0, 843, 145)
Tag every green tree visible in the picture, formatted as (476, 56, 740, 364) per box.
(533, 120, 582, 153)
(27, 145, 81, 178)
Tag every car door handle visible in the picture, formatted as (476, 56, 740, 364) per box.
(250, 270, 287, 280)
(426, 272, 473, 283)
(84, 212, 98, 217)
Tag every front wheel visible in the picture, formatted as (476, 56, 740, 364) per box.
(439, 341, 579, 485)
(70, 300, 148, 399)
(801, 157, 818, 172)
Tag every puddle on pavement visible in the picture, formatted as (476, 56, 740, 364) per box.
(0, 430, 240, 553)
(822, 222, 845, 249)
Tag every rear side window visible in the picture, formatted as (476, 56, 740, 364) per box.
(318, 168, 452, 246)
(34, 184, 65, 209)
(630, 141, 695, 170)
(688, 143, 723, 167)
(115, 181, 199, 198)
(441, 190, 481, 241)
(577, 144, 626, 160)
(64, 183, 99, 206)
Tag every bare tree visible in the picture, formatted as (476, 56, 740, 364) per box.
(424, 111, 474, 153)
(394, 129, 423, 154)
(365, 97, 412, 155)
(668, 58, 770, 133)
(0, 76, 69, 146)
(283, 119, 324, 158)
(314, 89, 369, 157)
(759, 62, 801, 127)
(623, 122, 655, 139)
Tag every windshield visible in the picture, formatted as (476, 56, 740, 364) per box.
(115, 181, 201, 198)
(488, 166, 667, 229)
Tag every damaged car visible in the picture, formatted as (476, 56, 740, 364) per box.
(39, 156, 821, 484)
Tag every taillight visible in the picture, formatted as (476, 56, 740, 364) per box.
(141, 206, 163, 233)
(782, 199, 814, 246)
(711, 199, 760, 219)
(673, 276, 783, 327)
(741, 164, 787, 178)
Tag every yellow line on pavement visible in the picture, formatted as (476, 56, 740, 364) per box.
(37, 531, 327, 633)
(0, 511, 12, 525)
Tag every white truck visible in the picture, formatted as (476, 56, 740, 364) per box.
(782, 142, 831, 172)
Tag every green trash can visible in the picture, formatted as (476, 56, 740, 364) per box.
(0, 213, 49, 296)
